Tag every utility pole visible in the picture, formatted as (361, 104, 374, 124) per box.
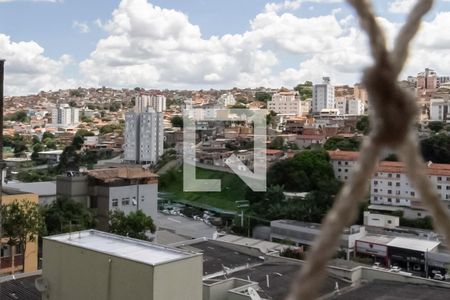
(0, 59, 5, 270)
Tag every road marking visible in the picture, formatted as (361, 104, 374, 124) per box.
(168, 218, 182, 223)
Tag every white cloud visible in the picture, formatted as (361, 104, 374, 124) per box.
(265, 0, 302, 13)
(388, 0, 417, 14)
(72, 21, 90, 33)
(3, 0, 450, 95)
(0, 34, 76, 95)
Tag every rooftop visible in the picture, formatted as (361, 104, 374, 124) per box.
(1, 186, 33, 196)
(335, 279, 450, 300)
(328, 150, 360, 161)
(0, 274, 41, 300)
(178, 241, 263, 276)
(387, 236, 440, 252)
(87, 167, 158, 182)
(5, 181, 56, 196)
(45, 230, 197, 266)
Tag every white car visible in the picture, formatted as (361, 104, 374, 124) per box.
(433, 274, 444, 281)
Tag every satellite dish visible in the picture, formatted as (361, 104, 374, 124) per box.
(248, 287, 262, 300)
(35, 277, 49, 292)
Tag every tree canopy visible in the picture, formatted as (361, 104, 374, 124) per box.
(421, 133, 450, 164)
(356, 116, 370, 135)
(170, 115, 184, 128)
(427, 121, 444, 133)
(255, 91, 272, 102)
(323, 136, 360, 151)
(109, 210, 156, 240)
(42, 198, 96, 235)
(294, 81, 313, 100)
(1, 200, 45, 271)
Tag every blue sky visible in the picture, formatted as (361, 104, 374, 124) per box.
(1, 0, 450, 95)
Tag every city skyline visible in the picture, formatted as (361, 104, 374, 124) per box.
(1, 0, 450, 96)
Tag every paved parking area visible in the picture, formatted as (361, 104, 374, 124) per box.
(156, 212, 217, 239)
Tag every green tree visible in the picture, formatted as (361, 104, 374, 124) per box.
(255, 91, 272, 102)
(109, 210, 156, 240)
(356, 116, 370, 135)
(6, 111, 29, 123)
(427, 121, 444, 133)
(269, 137, 285, 150)
(170, 115, 184, 128)
(42, 198, 96, 235)
(1, 200, 45, 272)
(42, 132, 55, 140)
(294, 81, 313, 99)
(420, 133, 450, 163)
(324, 136, 360, 151)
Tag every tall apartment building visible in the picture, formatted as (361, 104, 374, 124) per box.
(41, 230, 202, 300)
(51, 104, 79, 126)
(267, 90, 302, 115)
(312, 77, 335, 113)
(430, 98, 449, 122)
(135, 95, 166, 113)
(124, 109, 164, 164)
(335, 97, 365, 116)
(417, 68, 437, 91)
(218, 93, 236, 107)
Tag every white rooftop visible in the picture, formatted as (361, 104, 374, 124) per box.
(46, 230, 196, 265)
(387, 237, 440, 252)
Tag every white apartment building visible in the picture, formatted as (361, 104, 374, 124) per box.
(370, 162, 450, 211)
(267, 90, 302, 116)
(218, 93, 236, 107)
(430, 98, 449, 122)
(312, 77, 335, 113)
(336, 97, 365, 116)
(51, 104, 80, 126)
(124, 109, 164, 164)
(328, 150, 359, 181)
(135, 94, 167, 113)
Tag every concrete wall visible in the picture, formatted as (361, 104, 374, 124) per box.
(56, 175, 89, 205)
(42, 238, 155, 300)
(153, 255, 203, 300)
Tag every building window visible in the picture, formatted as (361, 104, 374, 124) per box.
(411, 191, 415, 196)
(396, 174, 400, 178)
(1, 244, 11, 258)
(437, 185, 442, 190)
(438, 177, 442, 181)
(388, 182, 392, 186)
(112, 199, 118, 207)
(374, 188, 378, 193)
(396, 182, 400, 187)
(417, 212, 422, 217)
(122, 198, 130, 206)
(388, 190, 392, 194)
(374, 180, 378, 185)
(387, 220, 392, 224)
(387, 198, 392, 202)
(388, 173, 392, 178)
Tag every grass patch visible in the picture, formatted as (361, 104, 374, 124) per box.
(159, 165, 249, 211)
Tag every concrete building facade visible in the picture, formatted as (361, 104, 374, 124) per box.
(51, 104, 79, 126)
(124, 109, 164, 164)
(41, 230, 202, 300)
(135, 95, 167, 113)
(312, 77, 335, 113)
(267, 91, 302, 116)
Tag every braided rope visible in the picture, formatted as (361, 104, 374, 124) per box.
(287, 1, 450, 299)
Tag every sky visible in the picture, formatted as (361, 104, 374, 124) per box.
(1, 0, 450, 95)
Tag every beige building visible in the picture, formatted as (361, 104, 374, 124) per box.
(1, 188, 39, 276)
(40, 230, 202, 300)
